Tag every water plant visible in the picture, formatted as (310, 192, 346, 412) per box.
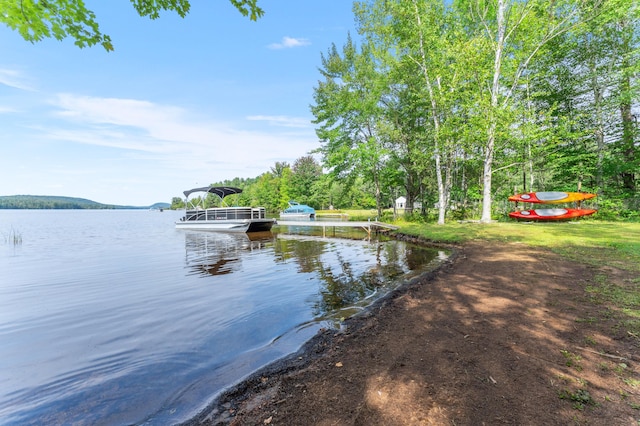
(2, 228, 22, 245)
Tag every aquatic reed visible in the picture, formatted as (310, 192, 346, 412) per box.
(2, 228, 22, 245)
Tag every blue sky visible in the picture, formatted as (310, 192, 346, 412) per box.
(0, 1, 357, 206)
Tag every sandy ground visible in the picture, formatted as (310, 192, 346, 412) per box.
(184, 239, 640, 426)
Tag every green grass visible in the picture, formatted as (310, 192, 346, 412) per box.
(395, 220, 640, 273)
(317, 209, 379, 221)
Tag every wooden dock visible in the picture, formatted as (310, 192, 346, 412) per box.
(275, 220, 398, 237)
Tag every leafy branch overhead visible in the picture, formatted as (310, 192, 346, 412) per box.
(0, 0, 264, 51)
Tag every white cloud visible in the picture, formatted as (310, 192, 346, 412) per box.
(267, 36, 311, 50)
(246, 115, 312, 128)
(0, 105, 17, 113)
(46, 93, 318, 177)
(0, 68, 34, 91)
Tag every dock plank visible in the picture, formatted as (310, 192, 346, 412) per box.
(275, 220, 398, 235)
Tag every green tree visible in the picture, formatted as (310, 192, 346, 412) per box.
(270, 161, 290, 179)
(312, 35, 392, 217)
(170, 196, 184, 209)
(524, 0, 638, 200)
(0, 0, 264, 51)
(356, 0, 485, 223)
(388, 0, 457, 223)
(279, 167, 293, 210)
(456, 0, 593, 222)
(251, 171, 280, 212)
(598, 0, 639, 194)
(291, 155, 322, 207)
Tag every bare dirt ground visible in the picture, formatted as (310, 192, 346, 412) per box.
(186, 239, 640, 426)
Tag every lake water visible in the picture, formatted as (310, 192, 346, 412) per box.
(0, 210, 447, 425)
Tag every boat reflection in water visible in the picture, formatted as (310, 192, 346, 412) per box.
(184, 231, 274, 277)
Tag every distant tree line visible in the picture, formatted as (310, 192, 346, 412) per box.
(170, 155, 380, 213)
(0, 195, 129, 209)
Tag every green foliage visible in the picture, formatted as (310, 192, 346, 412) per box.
(0, 0, 113, 49)
(0, 0, 264, 51)
(170, 197, 185, 210)
(290, 156, 323, 207)
(561, 350, 583, 371)
(228, 0, 264, 21)
(279, 167, 293, 210)
(594, 198, 640, 221)
(336, 0, 639, 222)
(557, 388, 594, 410)
(312, 33, 395, 216)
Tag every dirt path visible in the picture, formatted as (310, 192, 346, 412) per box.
(187, 240, 640, 425)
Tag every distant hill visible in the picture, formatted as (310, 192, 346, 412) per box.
(0, 195, 169, 210)
(149, 202, 171, 210)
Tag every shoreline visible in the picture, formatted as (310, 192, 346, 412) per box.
(181, 236, 459, 425)
(181, 238, 639, 425)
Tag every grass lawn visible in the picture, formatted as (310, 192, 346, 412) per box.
(396, 220, 640, 272)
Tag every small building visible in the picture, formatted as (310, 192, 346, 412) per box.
(396, 196, 422, 211)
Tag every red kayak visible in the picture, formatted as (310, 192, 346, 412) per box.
(509, 208, 597, 221)
(508, 191, 596, 204)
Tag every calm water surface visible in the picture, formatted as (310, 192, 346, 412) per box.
(0, 210, 447, 425)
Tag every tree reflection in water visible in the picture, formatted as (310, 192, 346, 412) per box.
(184, 231, 447, 324)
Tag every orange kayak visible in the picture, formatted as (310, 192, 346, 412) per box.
(509, 208, 597, 221)
(508, 191, 596, 204)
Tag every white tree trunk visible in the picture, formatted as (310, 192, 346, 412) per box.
(412, 0, 448, 225)
(435, 151, 446, 224)
(480, 0, 506, 223)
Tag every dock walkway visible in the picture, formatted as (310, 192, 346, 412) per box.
(275, 220, 398, 237)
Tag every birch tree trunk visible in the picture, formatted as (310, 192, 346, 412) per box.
(412, 0, 448, 224)
(476, 0, 583, 222)
(480, 0, 506, 223)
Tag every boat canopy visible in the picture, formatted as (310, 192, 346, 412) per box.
(284, 201, 315, 213)
(183, 186, 243, 199)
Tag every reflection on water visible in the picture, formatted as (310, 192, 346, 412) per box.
(184, 231, 274, 276)
(0, 210, 448, 426)
(184, 231, 446, 324)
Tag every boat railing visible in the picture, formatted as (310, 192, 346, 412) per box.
(184, 206, 268, 221)
(251, 208, 266, 219)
